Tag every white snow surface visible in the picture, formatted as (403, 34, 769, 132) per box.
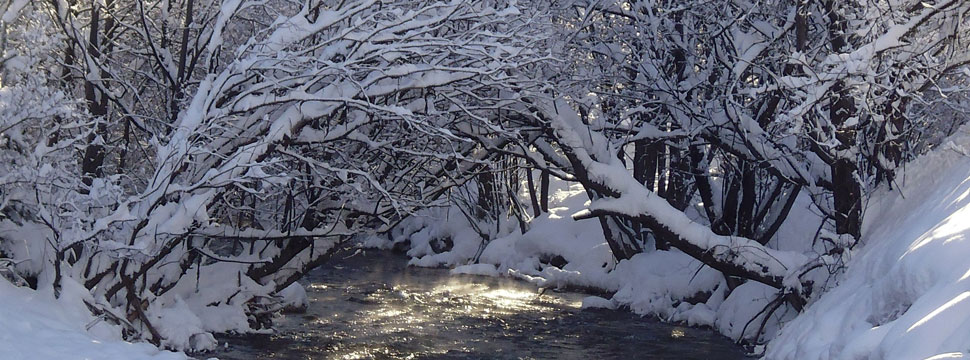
(0, 279, 185, 360)
(766, 125, 970, 359)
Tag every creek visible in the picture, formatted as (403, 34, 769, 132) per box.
(212, 250, 750, 359)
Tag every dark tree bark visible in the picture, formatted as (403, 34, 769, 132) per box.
(539, 169, 550, 212)
(169, 0, 195, 123)
(476, 169, 495, 218)
(824, 0, 863, 239)
(737, 162, 757, 238)
(526, 167, 542, 217)
(81, 2, 109, 189)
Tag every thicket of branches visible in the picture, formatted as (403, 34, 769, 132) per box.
(0, 0, 547, 350)
(0, 0, 968, 349)
(506, 0, 970, 335)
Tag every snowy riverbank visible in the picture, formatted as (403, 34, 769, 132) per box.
(765, 127, 970, 359)
(0, 278, 184, 359)
(9, 120, 970, 359)
(370, 124, 970, 359)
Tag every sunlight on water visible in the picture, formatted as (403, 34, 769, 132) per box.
(213, 251, 750, 360)
(371, 308, 405, 318)
(432, 282, 552, 313)
(347, 280, 570, 336)
(319, 278, 587, 358)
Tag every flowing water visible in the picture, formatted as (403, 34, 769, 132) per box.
(211, 250, 751, 359)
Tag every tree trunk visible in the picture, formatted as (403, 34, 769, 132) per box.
(539, 169, 550, 212)
(825, 0, 863, 240)
(81, 3, 108, 188)
(737, 161, 757, 238)
(526, 168, 541, 217)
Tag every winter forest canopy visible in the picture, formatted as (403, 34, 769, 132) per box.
(1, 0, 970, 356)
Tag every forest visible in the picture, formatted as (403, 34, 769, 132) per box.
(1, 0, 969, 358)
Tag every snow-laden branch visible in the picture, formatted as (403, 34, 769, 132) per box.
(539, 97, 812, 296)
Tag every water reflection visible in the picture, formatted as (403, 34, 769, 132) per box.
(212, 250, 750, 359)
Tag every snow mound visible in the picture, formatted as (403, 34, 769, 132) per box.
(476, 182, 616, 290)
(451, 264, 501, 276)
(767, 125, 970, 359)
(278, 282, 309, 312)
(0, 279, 184, 360)
(581, 295, 617, 310)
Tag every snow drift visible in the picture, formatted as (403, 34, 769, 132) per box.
(766, 126, 970, 359)
(0, 279, 184, 360)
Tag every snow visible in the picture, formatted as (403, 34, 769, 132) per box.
(405, 206, 494, 268)
(581, 295, 617, 310)
(715, 281, 792, 341)
(610, 251, 722, 319)
(149, 297, 216, 351)
(1, 0, 28, 23)
(475, 183, 616, 290)
(928, 354, 970, 360)
(157, 262, 277, 341)
(0, 279, 185, 360)
(451, 264, 501, 276)
(766, 123, 970, 359)
(278, 282, 309, 312)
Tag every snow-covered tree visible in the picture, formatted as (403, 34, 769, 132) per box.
(1, 0, 547, 350)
